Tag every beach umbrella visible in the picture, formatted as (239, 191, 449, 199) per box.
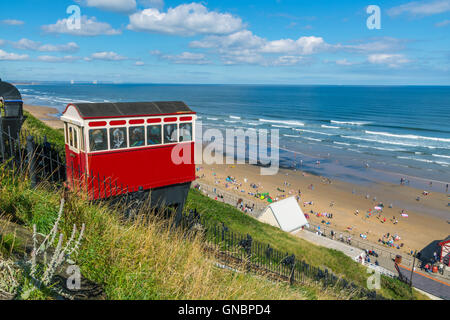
(374, 206, 382, 211)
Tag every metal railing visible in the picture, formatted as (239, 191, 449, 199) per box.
(179, 209, 388, 300)
(192, 181, 266, 218)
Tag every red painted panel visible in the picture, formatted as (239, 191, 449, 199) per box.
(84, 142, 195, 200)
(65, 145, 88, 192)
(129, 119, 145, 125)
(180, 116, 192, 121)
(110, 120, 126, 126)
(164, 117, 177, 123)
(89, 121, 107, 127)
(147, 118, 161, 124)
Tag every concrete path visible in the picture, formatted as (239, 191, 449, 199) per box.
(292, 229, 364, 260)
(398, 265, 450, 300)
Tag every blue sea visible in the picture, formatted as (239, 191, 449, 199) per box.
(18, 83, 450, 190)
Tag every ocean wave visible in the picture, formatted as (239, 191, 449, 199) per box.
(224, 120, 238, 123)
(259, 119, 305, 127)
(397, 156, 435, 164)
(432, 154, 450, 159)
(321, 125, 340, 129)
(303, 137, 322, 142)
(272, 125, 292, 128)
(297, 129, 333, 136)
(356, 144, 405, 152)
(365, 130, 450, 143)
(342, 135, 419, 147)
(207, 117, 219, 121)
(331, 120, 371, 126)
(283, 134, 300, 138)
(230, 115, 241, 120)
(398, 156, 450, 167)
(334, 141, 351, 146)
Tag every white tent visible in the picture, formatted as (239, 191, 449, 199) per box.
(259, 197, 308, 232)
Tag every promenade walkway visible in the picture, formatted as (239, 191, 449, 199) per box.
(399, 265, 450, 300)
(192, 182, 450, 299)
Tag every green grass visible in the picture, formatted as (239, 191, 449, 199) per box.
(0, 172, 329, 300)
(0, 232, 22, 257)
(2, 112, 427, 300)
(185, 189, 426, 300)
(22, 111, 65, 150)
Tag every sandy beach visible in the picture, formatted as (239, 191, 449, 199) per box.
(195, 161, 449, 256)
(23, 104, 64, 130)
(24, 104, 450, 257)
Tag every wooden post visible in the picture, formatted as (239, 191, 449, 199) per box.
(0, 112, 4, 161)
(26, 136, 37, 188)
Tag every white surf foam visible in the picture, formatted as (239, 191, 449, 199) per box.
(432, 154, 450, 159)
(331, 120, 371, 126)
(334, 141, 351, 146)
(259, 119, 305, 127)
(303, 137, 322, 142)
(297, 129, 333, 136)
(365, 130, 450, 143)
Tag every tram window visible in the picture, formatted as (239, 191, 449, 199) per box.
(179, 123, 192, 142)
(73, 128, 78, 149)
(110, 127, 127, 150)
(129, 126, 145, 148)
(89, 129, 108, 151)
(69, 127, 74, 147)
(64, 123, 68, 144)
(164, 124, 178, 144)
(80, 129, 85, 151)
(147, 125, 162, 145)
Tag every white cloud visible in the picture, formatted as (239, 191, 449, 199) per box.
(261, 36, 325, 54)
(191, 30, 325, 55)
(75, 0, 137, 13)
(222, 53, 265, 65)
(1, 19, 25, 26)
(272, 55, 305, 66)
(335, 59, 359, 66)
(88, 51, 128, 61)
(42, 16, 121, 36)
(436, 19, 450, 26)
(388, 0, 450, 16)
(0, 49, 28, 61)
(190, 30, 325, 65)
(11, 39, 79, 53)
(135, 61, 145, 66)
(37, 55, 81, 63)
(368, 54, 410, 67)
(334, 38, 407, 54)
(139, 0, 164, 10)
(128, 3, 244, 36)
(191, 30, 265, 51)
(156, 51, 211, 64)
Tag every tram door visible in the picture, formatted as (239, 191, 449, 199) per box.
(65, 123, 83, 185)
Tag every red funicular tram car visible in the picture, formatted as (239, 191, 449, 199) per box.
(61, 101, 196, 216)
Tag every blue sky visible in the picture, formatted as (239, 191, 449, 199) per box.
(0, 0, 449, 84)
